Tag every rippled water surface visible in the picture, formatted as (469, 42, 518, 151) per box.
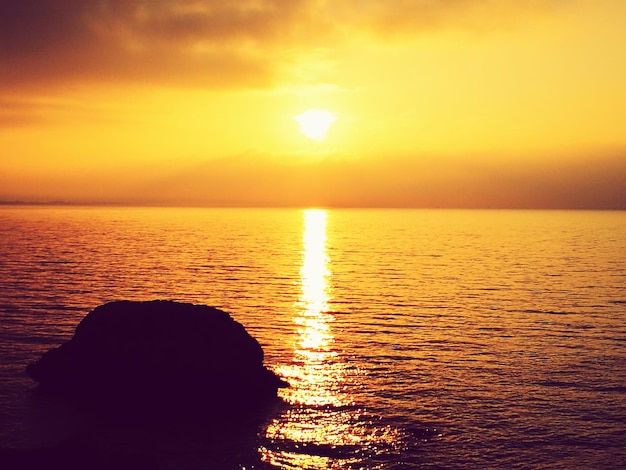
(1, 207, 625, 469)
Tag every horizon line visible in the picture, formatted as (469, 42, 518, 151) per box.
(1, 200, 625, 211)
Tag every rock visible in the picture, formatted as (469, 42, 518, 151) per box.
(27, 300, 287, 420)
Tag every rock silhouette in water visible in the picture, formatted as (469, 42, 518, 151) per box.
(27, 300, 287, 419)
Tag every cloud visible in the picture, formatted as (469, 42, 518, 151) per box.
(1, 0, 567, 92)
(0, 0, 312, 91)
(2, 144, 625, 209)
(332, 0, 560, 37)
(7, 149, 619, 210)
(0, 98, 42, 127)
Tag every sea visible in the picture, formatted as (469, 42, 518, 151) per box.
(0, 206, 625, 469)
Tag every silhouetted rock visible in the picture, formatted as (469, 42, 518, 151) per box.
(27, 300, 287, 420)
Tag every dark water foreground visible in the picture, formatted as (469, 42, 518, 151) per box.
(0, 407, 277, 469)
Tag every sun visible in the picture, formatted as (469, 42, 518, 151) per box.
(294, 109, 337, 141)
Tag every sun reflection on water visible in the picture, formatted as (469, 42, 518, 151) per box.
(282, 209, 347, 408)
(261, 209, 367, 468)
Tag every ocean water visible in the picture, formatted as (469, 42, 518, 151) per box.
(0, 206, 625, 469)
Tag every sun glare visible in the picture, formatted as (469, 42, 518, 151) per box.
(294, 109, 337, 141)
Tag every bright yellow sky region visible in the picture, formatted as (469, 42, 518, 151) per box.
(1, 0, 625, 208)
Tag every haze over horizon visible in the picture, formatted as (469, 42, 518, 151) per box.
(2, 0, 626, 209)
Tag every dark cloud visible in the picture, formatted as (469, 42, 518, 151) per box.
(0, 0, 313, 91)
(1, 0, 560, 91)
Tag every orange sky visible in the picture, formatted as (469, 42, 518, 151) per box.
(1, 0, 625, 208)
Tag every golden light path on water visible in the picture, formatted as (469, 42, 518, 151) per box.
(260, 210, 369, 468)
(284, 209, 344, 408)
